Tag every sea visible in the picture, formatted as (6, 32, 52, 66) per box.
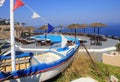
(35, 24, 120, 37)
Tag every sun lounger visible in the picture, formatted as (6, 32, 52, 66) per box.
(15, 37, 22, 42)
(96, 36, 107, 41)
(36, 39, 51, 46)
(36, 40, 42, 46)
(46, 39, 51, 46)
(20, 39, 35, 45)
(15, 37, 36, 45)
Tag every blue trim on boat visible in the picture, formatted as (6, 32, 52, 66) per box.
(0, 36, 80, 81)
(57, 47, 69, 52)
(0, 52, 33, 60)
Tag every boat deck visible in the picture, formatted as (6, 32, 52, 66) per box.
(32, 52, 62, 64)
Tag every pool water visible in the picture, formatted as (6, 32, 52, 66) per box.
(31, 34, 77, 43)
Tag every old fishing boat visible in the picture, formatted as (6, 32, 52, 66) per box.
(0, 34, 80, 82)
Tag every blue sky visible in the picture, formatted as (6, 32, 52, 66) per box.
(0, 0, 120, 27)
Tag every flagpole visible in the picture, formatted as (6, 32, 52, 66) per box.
(10, 0, 16, 71)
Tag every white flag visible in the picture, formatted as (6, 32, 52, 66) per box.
(61, 34, 68, 48)
(32, 12, 40, 19)
(0, 0, 5, 6)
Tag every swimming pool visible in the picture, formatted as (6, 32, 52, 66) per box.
(31, 34, 77, 43)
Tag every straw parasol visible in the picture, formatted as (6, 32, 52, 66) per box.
(38, 24, 48, 30)
(68, 24, 83, 41)
(25, 26, 35, 32)
(90, 22, 106, 35)
(90, 23, 97, 34)
(37, 24, 48, 33)
(90, 23, 106, 45)
(81, 24, 88, 33)
(24, 26, 35, 36)
(38, 24, 48, 40)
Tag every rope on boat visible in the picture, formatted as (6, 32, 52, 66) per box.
(81, 42, 111, 80)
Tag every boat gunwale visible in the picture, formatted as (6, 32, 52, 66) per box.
(0, 42, 80, 81)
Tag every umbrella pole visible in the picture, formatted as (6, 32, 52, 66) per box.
(75, 28, 76, 42)
(45, 30, 47, 40)
(84, 28, 85, 33)
(98, 27, 100, 36)
(94, 27, 95, 34)
(93, 27, 96, 45)
(97, 27, 100, 44)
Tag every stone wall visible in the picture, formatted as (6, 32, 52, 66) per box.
(102, 52, 120, 66)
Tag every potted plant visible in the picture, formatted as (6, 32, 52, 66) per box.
(115, 42, 120, 51)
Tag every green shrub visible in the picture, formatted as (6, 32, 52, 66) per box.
(55, 52, 120, 82)
(115, 43, 120, 51)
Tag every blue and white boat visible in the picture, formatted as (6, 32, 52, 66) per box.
(0, 34, 80, 82)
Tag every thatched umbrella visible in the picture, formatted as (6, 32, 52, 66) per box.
(37, 24, 48, 34)
(90, 23, 97, 34)
(90, 23, 106, 44)
(23, 26, 35, 36)
(90, 23, 106, 36)
(25, 26, 35, 32)
(96, 23, 106, 36)
(68, 24, 83, 41)
(81, 24, 88, 33)
(38, 24, 48, 40)
(38, 24, 48, 31)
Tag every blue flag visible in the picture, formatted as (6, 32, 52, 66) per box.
(48, 24, 54, 33)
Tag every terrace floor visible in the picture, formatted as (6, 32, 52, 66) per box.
(0, 34, 119, 61)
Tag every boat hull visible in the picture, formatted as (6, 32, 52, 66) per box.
(4, 53, 75, 82)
